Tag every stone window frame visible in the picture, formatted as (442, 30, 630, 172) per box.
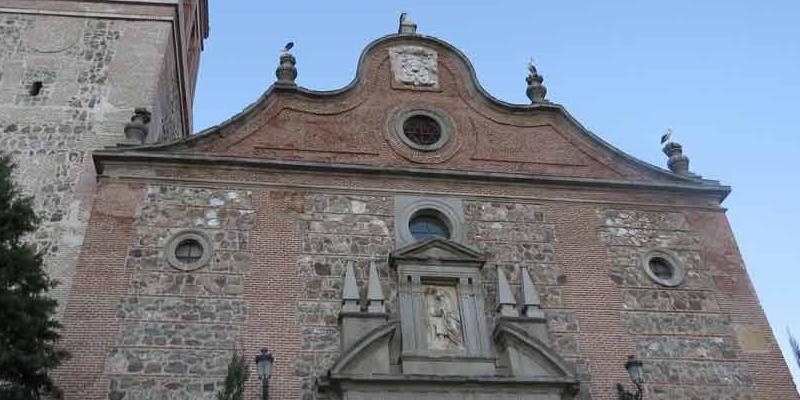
(395, 195, 464, 248)
(641, 248, 685, 287)
(165, 229, 213, 272)
(394, 109, 452, 152)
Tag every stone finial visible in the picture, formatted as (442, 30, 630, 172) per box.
(525, 60, 547, 103)
(366, 261, 386, 313)
(342, 260, 360, 312)
(497, 267, 519, 317)
(521, 267, 544, 319)
(275, 42, 297, 86)
(662, 141, 698, 178)
(123, 107, 151, 145)
(398, 12, 417, 34)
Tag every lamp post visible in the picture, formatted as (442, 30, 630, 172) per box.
(255, 348, 274, 400)
(615, 355, 644, 400)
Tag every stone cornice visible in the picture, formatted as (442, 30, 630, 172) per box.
(92, 151, 732, 201)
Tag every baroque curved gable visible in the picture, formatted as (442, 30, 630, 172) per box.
(96, 32, 729, 199)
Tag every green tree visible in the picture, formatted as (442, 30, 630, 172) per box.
(216, 348, 249, 400)
(0, 155, 68, 399)
(789, 329, 800, 370)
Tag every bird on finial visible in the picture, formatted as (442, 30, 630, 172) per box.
(660, 127, 672, 145)
(400, 12, 407, 24)
(526, 58, 547, 103)
(282, 41, 294, 53)
(527, 58, 538, 75)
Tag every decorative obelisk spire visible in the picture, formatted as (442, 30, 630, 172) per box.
(525, 59, 547, 103)
(342, 260, 360, 312)
(275, 41, 297, 86)
(497, 267, 519, 317)
(660, 128, 698, 177)
(521, 267, 544, 318)
(366, 261, 386, 313)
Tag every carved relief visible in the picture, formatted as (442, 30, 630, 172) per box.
(389, 45, 439, 88)
(424, 285, 463, 350)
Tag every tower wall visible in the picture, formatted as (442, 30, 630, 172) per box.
(0, 0, 208, 318)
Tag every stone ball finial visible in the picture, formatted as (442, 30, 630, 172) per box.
(398, 12, 418, 34)
(275, 44, 298, 86)
(123, 107, 151, 145)
(526, 60, 547, 103)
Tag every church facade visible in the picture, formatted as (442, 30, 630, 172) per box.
(1, 2, 797, 400)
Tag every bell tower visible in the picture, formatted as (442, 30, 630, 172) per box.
(0, 0, 209, 318)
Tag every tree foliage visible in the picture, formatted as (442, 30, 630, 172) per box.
(789, 329, 800, 370)
(0, 155, 68, 399)
(216, 348, 249, 400)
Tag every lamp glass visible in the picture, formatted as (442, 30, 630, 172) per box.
(257, 354, 273, 380)
(625, 355, 644, 384)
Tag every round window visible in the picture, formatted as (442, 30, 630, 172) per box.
(393, 109, 452, 152)
(174, 239, 204, 264)
(642, 250, 684, 287)
(409, 210, 451, 241)
(165, 230, 212, 271)
(648, 257, 673, 280)
(403, 115, 441, 146)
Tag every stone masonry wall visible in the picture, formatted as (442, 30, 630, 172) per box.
(107, 185, 255, 399)
(465, 201, 591, 397)
(0, 12, 178, 320)
(598, 209, 755, 399)
(295, 193, 394, 399)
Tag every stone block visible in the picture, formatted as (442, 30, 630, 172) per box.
(465, 201, 545, 223)
(620, 288, 720, 312)
(599, 210, 690, 230)
(636, 337, 738, 360)
(117, 296, 247, 323)
(625, 312, 731, 336)
(643, 359, 752, 386)
(109, 376, 222, 400)
(645, 384, 754, 400)
(309, 194, 391, 215)
(466, 221, 553, 243)
(118, 322, 239, 348)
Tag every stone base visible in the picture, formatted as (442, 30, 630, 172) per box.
(401, 355, 496, 376)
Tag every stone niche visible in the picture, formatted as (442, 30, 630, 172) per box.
(319, 237, 580, 400)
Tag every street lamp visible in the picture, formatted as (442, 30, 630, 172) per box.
(615, 355, 644, 400)
(255, 348, 274, 400)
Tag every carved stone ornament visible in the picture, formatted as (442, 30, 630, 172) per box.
(423, 285, 464, 351)
(320, 237, 580, 399)
(389, 45, 439, 89)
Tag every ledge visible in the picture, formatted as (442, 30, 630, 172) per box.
(93, 151, 732, 201)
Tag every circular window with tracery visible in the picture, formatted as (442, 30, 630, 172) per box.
(166, 230, 213, 271)
(403, 115, 442, 146)
(641, 250, 684, 287)
(393, 109, 451, 152)
(409, 209, 451, 241)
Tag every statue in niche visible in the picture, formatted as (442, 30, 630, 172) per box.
(424, 285, 463, 350)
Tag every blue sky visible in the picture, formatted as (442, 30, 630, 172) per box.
(192, 0, 800, 384)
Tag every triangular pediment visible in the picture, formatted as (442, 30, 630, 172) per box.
(390, 237, 485, 266)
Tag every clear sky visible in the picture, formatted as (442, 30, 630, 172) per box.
(192, 0, 800, 384)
